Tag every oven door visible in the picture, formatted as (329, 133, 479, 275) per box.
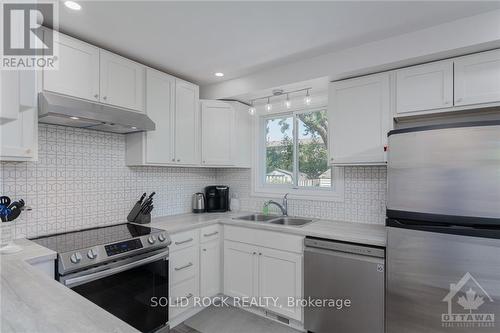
(61, 249, 169, 333)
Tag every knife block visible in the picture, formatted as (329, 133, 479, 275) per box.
(134, 212, 151, 224)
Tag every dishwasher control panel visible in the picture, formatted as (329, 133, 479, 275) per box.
(304, 237, 385, 258)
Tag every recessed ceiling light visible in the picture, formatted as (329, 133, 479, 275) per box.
(214, 72, 224, 77)
(64, 1, 82, 11)
(69, 116, 80, 120)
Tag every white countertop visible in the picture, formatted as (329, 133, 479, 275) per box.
(0, 239, 139, 333)
(150, 211, 387, 247)
(1, 212, 386, 333)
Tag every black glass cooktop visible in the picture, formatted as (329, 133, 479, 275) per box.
(30, 223, 162, 253)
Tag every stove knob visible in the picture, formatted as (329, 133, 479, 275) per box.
(158, 234, 166, 242)
(87, 249, 98, 259)
(148, 236, 156, 245)
(70, 252, 82, 264)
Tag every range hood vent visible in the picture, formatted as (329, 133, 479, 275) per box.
(38, 92, 155, 134)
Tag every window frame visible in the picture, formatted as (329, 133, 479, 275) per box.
(252, 107, 344, 201)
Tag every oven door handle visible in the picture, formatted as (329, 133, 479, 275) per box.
(63, 250, 169, 288)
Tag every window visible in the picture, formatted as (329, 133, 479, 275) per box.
(255, 108, 343, 200)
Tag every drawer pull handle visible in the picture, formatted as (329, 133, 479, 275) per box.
(175, 238, 193, 245)
(203, 231, 219, 237)
(173, 293, 193, 305)
(174, 262, 193, 271)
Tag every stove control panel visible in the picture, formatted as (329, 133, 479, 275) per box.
(105, 238, 143, 256)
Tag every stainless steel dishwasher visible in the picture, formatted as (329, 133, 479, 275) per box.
(304, 237, 385, 333)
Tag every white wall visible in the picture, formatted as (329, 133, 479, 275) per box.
(201, 9, 500, 99)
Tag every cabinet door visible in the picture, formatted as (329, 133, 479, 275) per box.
(100, 50, 145, 111)
(200, 240, 221, 297)
(174, 80, 200, 165)
(1, 71, 19, 123)
(454, 49, 500, 106)
(1, 71, 37, 161)
(232, 102, 252, 168)
(43, 33, 99, 102)
(258, 247, 302, 321)
(144, 69, 175, 164)
(329, 73, 391, 165)
(201, 100, 234, 166)
(396, 61, 453, 114)
(224, 240, 258, 299)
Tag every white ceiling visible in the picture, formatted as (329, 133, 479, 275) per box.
(54, 1, 500, 86)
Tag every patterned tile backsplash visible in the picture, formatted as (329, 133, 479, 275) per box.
(0, 124, 217, 243)
(0, 124, 387, 244)
(216, 167, 387, 224)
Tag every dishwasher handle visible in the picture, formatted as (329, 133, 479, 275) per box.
(305, 238, 385, 258)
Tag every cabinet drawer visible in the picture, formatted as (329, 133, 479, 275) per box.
(170, 246, 197, 285)
(170, 229, 199, 252)
(170, 277, 198, 319)
(200, 224, 220, 243)
(224, 226, 303, 253)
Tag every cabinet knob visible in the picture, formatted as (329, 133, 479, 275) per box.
(444, 100, 450, 105)
(25, 149, 31, 154)
(203, 161, 206, 164)
(103, 96, 107, 101)
(177, 159, 180, 162)
(253, 252, 256, 255)
(259, 252, 262, 256)
(172, 158, 175, 162)
(94, 94, 99, 99)
(203, 248, 207, 252)
(456, 98, 463, 103)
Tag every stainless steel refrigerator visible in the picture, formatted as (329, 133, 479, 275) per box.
(386, 121, 500, 333)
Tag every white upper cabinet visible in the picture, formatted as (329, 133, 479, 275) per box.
(144, 70, 175, 164)
(231, 102, 252, 168)
(1, 71, 38, 161)
(174, 80, 200, 165)
(43, 33, 100, 102)
(1, 71, 20, 123)
(395, 61, 453, 114)
(200, 100, 234, 166)
(454, 49, 500, 107)
(329, 73, 391, 165)
(99, 50, 145, 111)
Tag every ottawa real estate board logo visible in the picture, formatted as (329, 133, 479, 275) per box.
(442, 272, 495, 328)
(1, 1, 58, 70)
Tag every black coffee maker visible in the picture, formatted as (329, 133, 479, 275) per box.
(205, 186, 229, 212)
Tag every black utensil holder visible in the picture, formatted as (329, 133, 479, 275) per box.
(134, 212, 151, 224)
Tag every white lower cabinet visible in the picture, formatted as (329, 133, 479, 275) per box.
(169, 230, 200, 324)
(258, 247, 302, 321)
(223, 226, 304, 322)
(169, 224, 304, 327)
(200, 240, 221, 297)
(224, 240, 259, 299)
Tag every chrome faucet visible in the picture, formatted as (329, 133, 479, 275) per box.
(264, 193, 289, 216)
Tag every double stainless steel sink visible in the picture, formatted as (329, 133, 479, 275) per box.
(235, 213, 314, 227)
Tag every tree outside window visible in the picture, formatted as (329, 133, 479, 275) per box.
(264, 110, 332, 189)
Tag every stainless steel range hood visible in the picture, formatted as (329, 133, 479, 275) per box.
(38, 92, 155, 134)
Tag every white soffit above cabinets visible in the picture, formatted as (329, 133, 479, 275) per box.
(53, 1, 499, 90)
